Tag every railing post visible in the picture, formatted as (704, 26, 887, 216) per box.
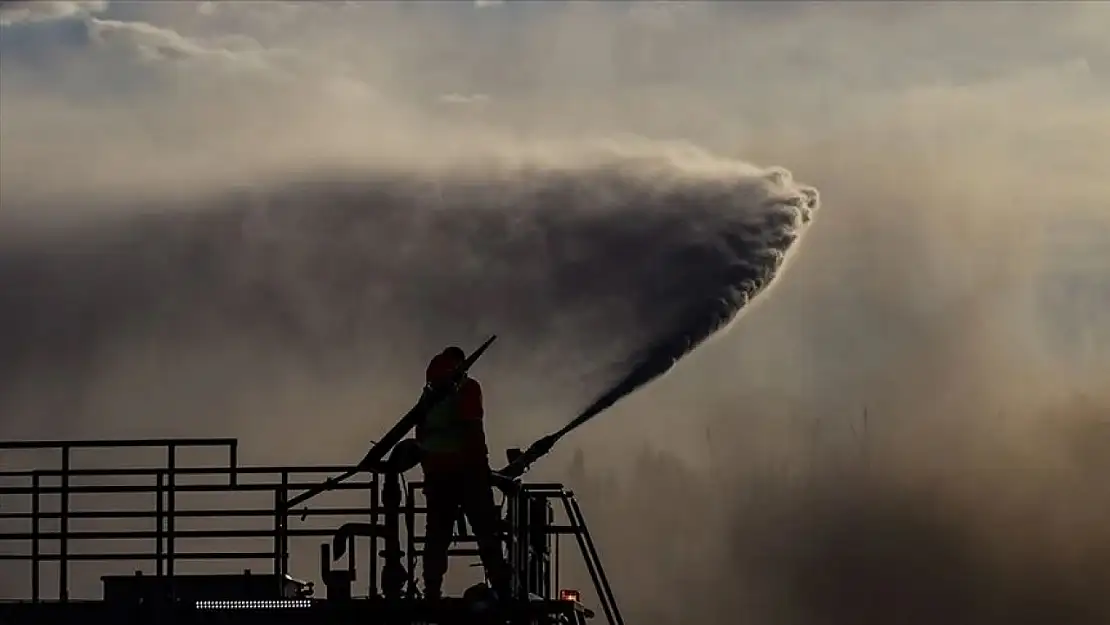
(31, 471, 40, 603)
(528, 495, 550, 598)
(273, 481, 283, 578)
(280, 471, 290, 578)
(347, 530, 356, 584)
(507, 488, 521, 599)
(59, 445, 70, 602)
(229, 440, 238, 487)
(155, 471, 164, 577)
(166, 444, 177, 581)
(554, 503, 561, 604)
(369, 474, 378, 598)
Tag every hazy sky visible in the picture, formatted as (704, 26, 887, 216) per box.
(2, 1, 1107, 196)
(2, 4, 1110, 614)
(3, 1, 1106, 257)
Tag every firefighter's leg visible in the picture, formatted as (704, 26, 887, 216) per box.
(462, 471, 512, 598)
(422, 475, 460, 599)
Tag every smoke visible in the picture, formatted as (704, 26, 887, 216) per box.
(3, 1, 1110, 621)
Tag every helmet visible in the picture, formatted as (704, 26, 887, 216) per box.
(426, 346, 465, 384)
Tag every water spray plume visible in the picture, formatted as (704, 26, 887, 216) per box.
(0, 146, 819, 451)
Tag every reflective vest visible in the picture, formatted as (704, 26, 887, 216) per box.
(416, 376, 488, 468)
(420, 391, 471, 454)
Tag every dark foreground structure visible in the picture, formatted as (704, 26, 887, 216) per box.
(0, 437, 623, 625)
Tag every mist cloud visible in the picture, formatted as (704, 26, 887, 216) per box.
(0, 146, 818, 451)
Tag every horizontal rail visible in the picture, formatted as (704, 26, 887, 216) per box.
(0, 466, 358, 478)
(0, 439, 238, 450)
(0, 481, 373, 496)
(0, 507, 374, 520)
(4, 544, 517, 561)
(0, 475, 568, 495)
(0, 552, 277, 562)
(0, 527, 378, 541)
(0, 509, 586, 526)
(0, 525, 585, 543)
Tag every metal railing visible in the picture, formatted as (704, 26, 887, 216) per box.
(0, 437, 623, 624)
(0, 438, 378, 602)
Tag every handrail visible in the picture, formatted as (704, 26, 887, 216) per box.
(0, 438, 238, 450)
(0, 437, 623, 624)
(0, 438, 238, 601)
(0, 465, 376, 601)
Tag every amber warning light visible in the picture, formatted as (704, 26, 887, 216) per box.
(559, 589, 581, 603)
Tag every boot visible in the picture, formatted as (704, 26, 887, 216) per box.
(488, 571, 513, 603)
(491, 583, 512, 604)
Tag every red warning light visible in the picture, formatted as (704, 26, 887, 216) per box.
(559, 589, 581, 603)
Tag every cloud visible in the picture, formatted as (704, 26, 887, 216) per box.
(0, 0, 106, 26)
(439, 92, 491, 105)
(85, 17, 268, 66)
(626, 1, 692, 29)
